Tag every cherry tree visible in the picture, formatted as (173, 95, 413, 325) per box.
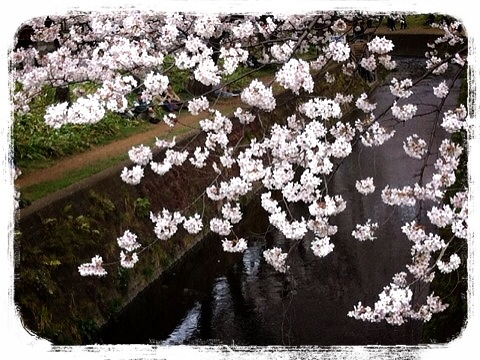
(10, 9, 469, 328)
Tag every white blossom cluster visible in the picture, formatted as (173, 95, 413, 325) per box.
(355, 93, 377, 113)
(155, 136, 176, 150)
(222, 237, 248, 253)
(78, 255, 108, 277)
(270, 41, 295, 62)
(121, 165, 144, 185)
(299, 98, 342, 120)
(182, 214, 204, 234)
(199, 110, 233, 150)
(334, 93, 354, 105)
(367, 36, 394, 54)
(128, 144, 153, 166)
(210, 217, 233, 236)
(310, 236, 335, 257)
(437, 254, 461, 274)
(188, 96, 210, 116)
(117, 229, 141, 252)
(403, 134, 428, 159)
(426, 56, 449, 75)
(194, 15, 221, 38)
(401, 221, 447, 281)
(441, 105, 467, 133)
(241, 79, 276, 112)
(359, 121, 396, 147)
(234, 107, 256, 125)
(206, 177, 252, 202)
(189, 146, 210, 168)
(44, 95, 106, 128)
(427, 196, 467, 240)
(231, 20, 255, 39)
(150, 209, 184, 240)
(431, 20, 465, 48)
(359, 55, 377, 72)
(275, 58, 314, 94)
(310, 54, 328, 70)
(381, 185, 416, 207)
(194, 58, 221, 86)
(163, 113, 177, 127)
(219, 44, 249, 75)
(433, 80, 449, 98)
(391, 101, 417, 121)
(351, 219, 378, 241)
(143, 72, 169, 98)
(378, 55, 397, 70)
(355, 177, 375, 195)
(263, 247, 289, 273)
(120, 251, 139, 269)
(325, 41, 350, 62)
(348, 273, 448, 324)
(389, 78, 413, 98)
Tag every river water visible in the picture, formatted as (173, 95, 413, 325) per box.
(95, 56, 462, 346)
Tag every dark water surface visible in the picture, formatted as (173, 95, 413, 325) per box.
(95, 56, 461, 346)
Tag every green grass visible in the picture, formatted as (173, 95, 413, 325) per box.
(16, 117, 153, 172)
(20, 154, 129, 202)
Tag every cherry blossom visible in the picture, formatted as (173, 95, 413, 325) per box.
(182, 214, 204, 234)
(433, 80, 449, 98)
(355, 93, 377, 113)
(241, 79, 276, 112)
(275, 58, 314, 94)
(367, 36, 394, 54)
(351, 219, 378, 241)
(325, 41, 350, 62)
(403, 134, 427, 159)
(188, 96, 210, 115)
(391, 101, 417, 121)
(128, 144, 153, 166)
(120, 165, 144, 185)
(355, 177, 375, 195)
(311, 236, 335, 257)
(437, 254, 461, 274)
(78, 255, 108, 277)
(263, 247, 289, 273)
(117, 230, 141, 252)
(11, 11, 468, 328)
(222, 238, 248, 253)
(389, 78, 413, 98)
(120, 251, 139, 269)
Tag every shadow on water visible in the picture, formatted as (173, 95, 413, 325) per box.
(95, 55, 462, 346)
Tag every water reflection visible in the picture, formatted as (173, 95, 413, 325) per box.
(161, 302, 201, 345)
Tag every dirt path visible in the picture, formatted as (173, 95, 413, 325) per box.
(15, 97, 241, 189)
